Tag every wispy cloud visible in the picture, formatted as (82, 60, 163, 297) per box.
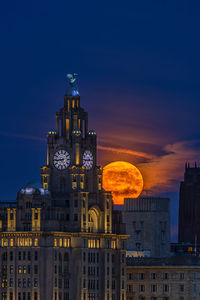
(97, 145, 155, 159)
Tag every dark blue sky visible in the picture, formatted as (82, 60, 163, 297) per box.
(1, 0, 200, 240)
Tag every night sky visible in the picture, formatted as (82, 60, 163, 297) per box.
(1, 1, 200, 241)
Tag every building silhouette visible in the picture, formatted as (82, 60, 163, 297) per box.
(0, 78, 127, 300)
(179, 163, 200, 245)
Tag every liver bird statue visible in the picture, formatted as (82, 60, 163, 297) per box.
(67, 73, 78, 86)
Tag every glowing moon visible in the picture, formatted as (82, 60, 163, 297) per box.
(103, 161, 143, 205)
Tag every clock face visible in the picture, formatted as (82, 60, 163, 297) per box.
(53, 150, 70, 170)
(83, 150, 93, 170)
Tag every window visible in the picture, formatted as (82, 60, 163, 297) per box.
(18, 251, 21, 261)
(139, 273, 145, 280)
(112, 280, 116, 290)
(163, 273, 168, 280)
(34, 292, 37, 300)
(34, 278, 38, 287)
(10, 292, 13, 300)
(163, 284, 169, 292)
(74, 214, 78, 222)
(151, 273, 156, 280)
(64, 278, 69, 289)
(27, 278, 31, 287)
(151, 285, 157, 292)
(139, 285, 145, 292)
(180, 273, 184, 280)
(10, 265, 13, 274)
(34, 265, 38, 274)
(18, 293, 21, 300)
(18, 279, 22, 287)
(23, 265, 26, 274)
(105, 279, 109, 289)
(23, 279, 26, 287)
(10, 251, 13, 261)
(23, 251, 26, 260)
(179, 285, 184, 292)
(28, 265, 31, 274)
(34, 251, 38, 261)
(28, 251, 31, 260)
(64, 252, 69, 262)
(18, 265, 22, 274)
(10, 278, 13, 287)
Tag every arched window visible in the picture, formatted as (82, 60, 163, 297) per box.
(88, 207, 100, 233)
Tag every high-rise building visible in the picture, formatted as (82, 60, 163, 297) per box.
(123, 198, 170, 257)
(178, 163, 200, 245)
(0, 76, 127, 300)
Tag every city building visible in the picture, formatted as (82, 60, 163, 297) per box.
(0, 76, 128, 300)
(126, 256, 200, 300)
(123, 198, 170, 257)
(171, 243, 200, 257)
(178, 163, 200, 245)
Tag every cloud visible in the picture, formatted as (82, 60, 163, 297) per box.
(139, 140, 200, 194)
(97, 145, 155, 159)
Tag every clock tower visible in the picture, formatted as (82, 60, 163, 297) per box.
(40, 74, 111, 233)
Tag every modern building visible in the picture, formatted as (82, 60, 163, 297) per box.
(126, 256, 200, 300)
(0, 76, 128, 300)
(179, 163, 200, 245)
(123, 198, 170, 257)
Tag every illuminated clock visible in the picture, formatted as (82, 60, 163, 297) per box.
(53, 150, 70, 170)
(83, 150, 93, 170)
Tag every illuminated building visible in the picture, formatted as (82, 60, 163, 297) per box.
(0, 76, 127, 300)
(179, 163, 200, 245)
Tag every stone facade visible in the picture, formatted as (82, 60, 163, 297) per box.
(0, 80, 127, 300)
(123, 198, 170, 257)
(126, 256, 200, 300)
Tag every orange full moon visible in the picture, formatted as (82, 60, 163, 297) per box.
(103, 161, 144, 205)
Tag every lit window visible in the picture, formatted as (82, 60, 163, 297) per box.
(18, 266, 22, 274)
(111, 240, 116, 249)
(10, 239, 14, 247)
(34, 278, 38, 287)
(34, 239, 38, 247)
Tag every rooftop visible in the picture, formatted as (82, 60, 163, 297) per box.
(126, 256, 200, 267)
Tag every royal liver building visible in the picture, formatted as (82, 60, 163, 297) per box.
(0, 75, 127, 300)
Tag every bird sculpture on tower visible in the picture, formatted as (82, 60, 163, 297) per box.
(67, 73, 78, 86)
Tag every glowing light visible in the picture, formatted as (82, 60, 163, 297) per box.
(103, 161, 143, 205)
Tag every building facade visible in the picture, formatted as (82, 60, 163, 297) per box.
(123, 198, 170, 257)
(126, 257, 200, 300)
(179, 163, 200, 245)
(0, 77, 127, 300)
